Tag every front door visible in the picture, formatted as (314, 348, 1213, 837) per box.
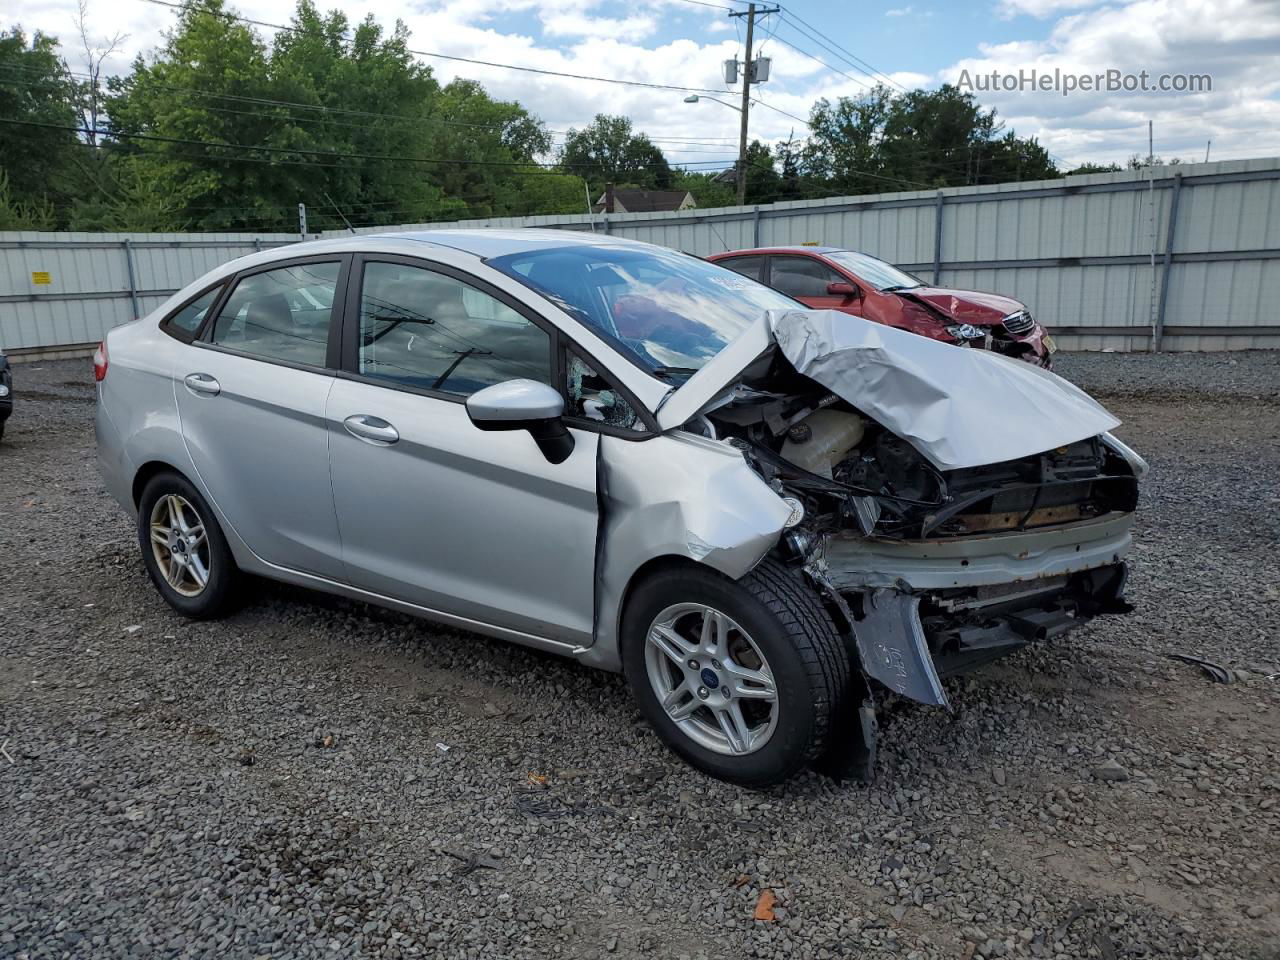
(175, 257, 348, 579)
(325, 257, 599, 645)
(768, 255, 859, 313)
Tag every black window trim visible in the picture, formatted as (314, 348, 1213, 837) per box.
(192, 253, 353, 375)
(158, 280, 230, 344)
(338, 253, 659, 437)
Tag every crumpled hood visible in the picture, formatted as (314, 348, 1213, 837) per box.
(769, 309, 1118, 470)
(656, 309, 1119, 472)
(899, 286, 1024, 325)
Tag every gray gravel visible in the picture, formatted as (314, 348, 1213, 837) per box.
(1, 352, 1277, 960)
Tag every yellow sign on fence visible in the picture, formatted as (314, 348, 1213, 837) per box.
(31, 271, 51, 285)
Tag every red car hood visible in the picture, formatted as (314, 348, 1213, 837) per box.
(899, 286, 1025, 325)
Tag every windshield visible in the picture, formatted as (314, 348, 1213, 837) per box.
(825, 251, 923, 291)
(488, 244, 799, 377)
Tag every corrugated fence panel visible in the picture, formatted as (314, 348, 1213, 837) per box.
(4, 159, 1280, 354)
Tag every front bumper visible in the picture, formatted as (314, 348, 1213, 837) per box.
(824, 512, 1133, 592)
(819, 513, 1135, 707)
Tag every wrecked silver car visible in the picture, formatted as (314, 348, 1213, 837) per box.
(96, 229, 1143, 786)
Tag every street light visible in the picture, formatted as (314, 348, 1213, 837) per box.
(682, 94, 741, 113)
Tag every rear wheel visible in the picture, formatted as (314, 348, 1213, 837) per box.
(622, 560, 849, 787)
(137, 472, 241, 619)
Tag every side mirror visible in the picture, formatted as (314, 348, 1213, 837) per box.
(827, 281, 857, 297)
(465, 379, 575, 464)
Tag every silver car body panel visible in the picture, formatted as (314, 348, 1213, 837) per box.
(325, 377, 601, 646)
(176, 343, 345, 579)
(767, 309, 1121, 470)
(586, 429, 793, 672)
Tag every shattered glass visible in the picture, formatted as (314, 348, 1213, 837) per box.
(567, 354, 645, 432)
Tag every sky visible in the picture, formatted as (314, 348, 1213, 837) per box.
(10, 0, 1280, 172)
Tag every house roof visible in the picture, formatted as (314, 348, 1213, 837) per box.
(593, 189, 693, 213)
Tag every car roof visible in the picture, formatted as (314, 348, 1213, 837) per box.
(387, 228, 651, 259)
(712, 245, 846, 256)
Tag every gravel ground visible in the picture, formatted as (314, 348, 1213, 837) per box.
(1, 352, 1277, 960)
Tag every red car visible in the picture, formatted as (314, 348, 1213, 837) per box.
(708, 246, 1054, 367)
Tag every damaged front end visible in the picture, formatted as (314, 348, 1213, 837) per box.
(662, 309, 1143, 727)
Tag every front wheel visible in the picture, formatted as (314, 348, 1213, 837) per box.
(622, 560, 850, 787)
(137, 471, 241, 619)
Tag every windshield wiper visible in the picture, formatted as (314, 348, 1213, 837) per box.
(880, 284, 922, 293)
(650, 365, 700, 380)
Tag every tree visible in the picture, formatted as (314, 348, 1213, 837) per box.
(0, 27, 80, 202)
(559, 114, 672, 197)
(672, 170, 735, 209)
(1066, 161, 1122, 176)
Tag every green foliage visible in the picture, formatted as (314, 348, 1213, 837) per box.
(0, 27, 80, 203)
(798, 83, 1059, 198)
(0, 169, 58, 229)
(1067, 162, 1123, 175)
(558, 115, 673, 197)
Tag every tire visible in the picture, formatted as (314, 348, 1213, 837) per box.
(622, 559, 850, 787)
(137, 471, 241, 619)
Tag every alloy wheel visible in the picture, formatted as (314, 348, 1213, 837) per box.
(644, 602, 779, 756)
(148, 494, 211, 598)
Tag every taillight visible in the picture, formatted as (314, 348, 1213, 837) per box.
(93, 340, 109, 382)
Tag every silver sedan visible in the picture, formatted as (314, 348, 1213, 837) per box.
(96, 230, 1144, 785)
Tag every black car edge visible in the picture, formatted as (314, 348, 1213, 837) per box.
(0, 353, 12, 442)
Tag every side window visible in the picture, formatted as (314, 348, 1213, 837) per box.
(164, 285, 222, 338)
(565, 352, 646, 433)
(717, 255, 764, 282)
(770, 256, 845, 298)
(210, 262, 341, 367)
(358, 261, 552, 397)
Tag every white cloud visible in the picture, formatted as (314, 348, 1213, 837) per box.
(994, 0, 1102, 20)
(941, 0, 1280, 166)
(885, 6, 914, 15)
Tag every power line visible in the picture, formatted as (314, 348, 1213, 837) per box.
(776, 8, 907, 92)
(1, 59, 746, 148)
(0, 118, 737, 172)
(142, 0, 732, 97)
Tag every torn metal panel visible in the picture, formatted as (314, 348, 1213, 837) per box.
(581, 429, 793, 672)
(855, 589, 949, 709)
(768, 309, 1121, 471)
(654, 314, 773, 431)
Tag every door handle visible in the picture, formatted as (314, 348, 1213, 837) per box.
(343, 414, 399, 445)
(183, 373, 220, 396)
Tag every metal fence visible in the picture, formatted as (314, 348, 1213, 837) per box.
(3, 156, 1278, 357)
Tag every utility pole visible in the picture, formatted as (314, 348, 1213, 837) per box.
(297, 202, 308, 239)
(727, 3, 778, 206)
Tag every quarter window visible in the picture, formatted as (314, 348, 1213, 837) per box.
(358, 262, 552, 397)
(210, 262, 341, 367)
(770, 256, 846, 298)
(164, 286, 222, 337)
(565, 352, 645, 432)
(717, 255, 765, 282)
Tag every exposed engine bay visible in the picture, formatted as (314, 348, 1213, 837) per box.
(686, 348, 1141, 731)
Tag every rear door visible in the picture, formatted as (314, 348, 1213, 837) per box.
(175, 256, 348, 579)
(768, 255, 857, 312)
(325, 255, 603, 645)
